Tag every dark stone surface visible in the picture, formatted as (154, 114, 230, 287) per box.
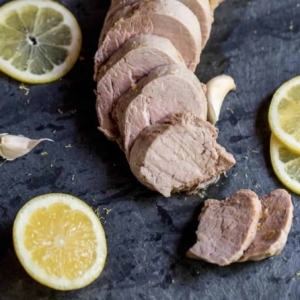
(0, 0, 300, 299)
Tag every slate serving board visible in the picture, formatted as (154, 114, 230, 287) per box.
(0, 0, 300, 299)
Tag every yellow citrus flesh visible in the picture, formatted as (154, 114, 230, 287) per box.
(270, 134, 300, 195)
(0, 0, 82, 84)
(13, 194, 107, 291)
(269, 76, 300, 154)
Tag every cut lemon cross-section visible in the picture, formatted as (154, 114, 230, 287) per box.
(269, 76, 300, 154)
(0, 0, 82, 84)
(13, 194, 107, 291)
(270, 134, 300, 195)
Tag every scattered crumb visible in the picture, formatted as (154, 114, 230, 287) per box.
(297, 3, 300, 7)
(65, 144, 72, 148)
(95, 207, 105, 220)
(245, 173, 248, 178)
(27, 99, 30, 104)
(243, 156, 249, 160)
(58, 109, 63, 114)
(71, 175, 75, 181)
(248, 147, 259, 153)
(233, 173, 238, 177)
(253, 30, 257, 34)
(71, 110, 77, 115)
(50, 164, 53, 168)
(103, 208, 112, 215)
(41, 151, 48, 156)
(92, 199, 96, 202)
(101, 65, 107, 73)
(172, 279, 175, 284)
(296, 271, 300, 276)
(19, 83, 30, 95)
(227, 107, 234, 114)
(93, 89, 97, 96)
(95, 207, 101, 218)
(223, 171, 228, 178)
(290, 22, 294, 30)
(131, 83, 137, 90)
(52, 130, 56, 134)
(255, 184, 261, 188)
(184, 197, 187, 201)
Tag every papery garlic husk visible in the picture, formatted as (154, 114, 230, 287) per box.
(0, 134, 54, 161)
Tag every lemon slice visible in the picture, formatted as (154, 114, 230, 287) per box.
(270, 134, 300, 195)
(0, 0, 82, 84)
(13, 194, 107, 291)
(269, 76, 300, 154)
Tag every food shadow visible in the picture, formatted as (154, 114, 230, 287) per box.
(197, 0, 249, 83)
(0, 225, 62, 299)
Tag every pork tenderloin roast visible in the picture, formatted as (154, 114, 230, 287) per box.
(186, 189, 261, 266)
(113, 64, 207, 155)
(96, 35, 185, 139)
(129, 113, 236, 197)
(94, 0, 201, 79)
(103, 0, 212, 49)
(239, 189, 293, 262)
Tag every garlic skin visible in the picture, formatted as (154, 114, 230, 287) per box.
(0, 134, 53, 161)
(206, 75, 236, 125)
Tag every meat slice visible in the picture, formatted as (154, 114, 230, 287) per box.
(96, 35, 185, 139)
(129, 113, 236, 197)
(102, 0, 212, 49)
(239, 189, 293, 262)
(186, 189, 261, 266)
(113, 64, 207, 155)
(94, 0, 201, 79)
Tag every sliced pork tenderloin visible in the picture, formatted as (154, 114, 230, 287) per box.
(94, 0, 201, 79)
(186, 189, 261, 266)
(102, 0, 212, 49)
(113, 64, 207, 155)
(96, 35, 185, 139)
(129, 113, 236, 197)
(239, 189, 293, 262)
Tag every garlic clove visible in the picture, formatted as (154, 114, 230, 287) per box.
(0, 134, 53, 161)
(206, 75, 236, 125)
(210, 0, 225, 11)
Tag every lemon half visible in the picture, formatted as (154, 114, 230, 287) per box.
(13, 194, 107, 291)
(0, 0, 82, 84)
(269, 76, 300, 154)
(270, 134, 300, 195)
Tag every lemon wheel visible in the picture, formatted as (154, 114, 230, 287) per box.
(13, 194, 107, 291)
(269, 76, 300, 154)
(270, 134, 300, 195)
(0, 0, 82, 84)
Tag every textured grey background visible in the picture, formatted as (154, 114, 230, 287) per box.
(0, 0, 300, 299)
